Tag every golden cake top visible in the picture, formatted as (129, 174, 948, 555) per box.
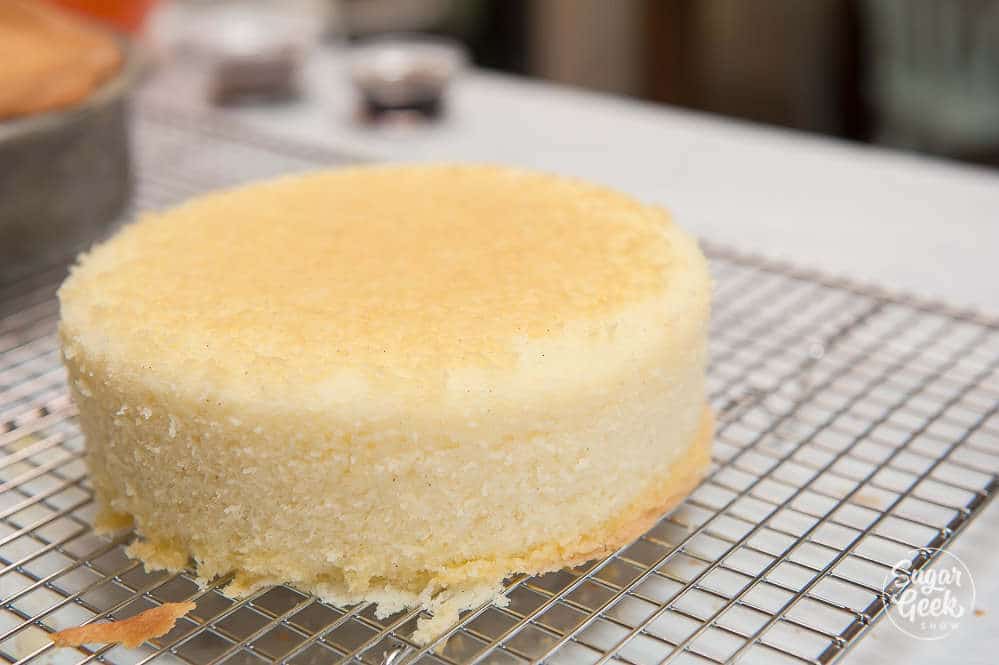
(60, 165, 709, 401)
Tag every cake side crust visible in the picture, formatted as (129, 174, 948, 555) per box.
(409, 406, 713, 642)
(103, 407, 713, 644)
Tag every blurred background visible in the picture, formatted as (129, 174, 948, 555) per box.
(34, 0, 999, 167)
(136, 0, 999, 167)
(131, 0, 999, 166)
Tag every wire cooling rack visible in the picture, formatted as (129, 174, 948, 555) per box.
(1, 101, 998, 665)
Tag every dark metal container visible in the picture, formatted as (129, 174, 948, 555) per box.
(0, 44, 136, 283)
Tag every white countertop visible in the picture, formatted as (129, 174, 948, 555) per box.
(144, 48, 999, 665)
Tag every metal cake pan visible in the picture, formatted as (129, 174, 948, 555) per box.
(0, 39, 138, 283)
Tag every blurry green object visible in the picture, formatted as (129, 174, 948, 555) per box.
(863, 0, 999, 159)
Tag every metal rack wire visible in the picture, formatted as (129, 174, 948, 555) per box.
(1, 101, 997, 665)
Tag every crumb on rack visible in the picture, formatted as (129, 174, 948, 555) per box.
(853, 492, 886, 510)
(50, 601, 196, 649)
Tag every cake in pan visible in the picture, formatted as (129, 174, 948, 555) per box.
(58, 164, 713, 642)
(0, 0, 122, 121)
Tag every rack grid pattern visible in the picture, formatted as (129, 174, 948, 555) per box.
(1, 104, 997, 665)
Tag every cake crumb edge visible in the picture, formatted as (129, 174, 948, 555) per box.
(413, 583, 508, 646)
(49, 601, 196, 649)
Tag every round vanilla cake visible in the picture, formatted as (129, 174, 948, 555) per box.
(59, 165, 712, 641)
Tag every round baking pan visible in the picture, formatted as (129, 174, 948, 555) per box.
(0, 39, 138, 283)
